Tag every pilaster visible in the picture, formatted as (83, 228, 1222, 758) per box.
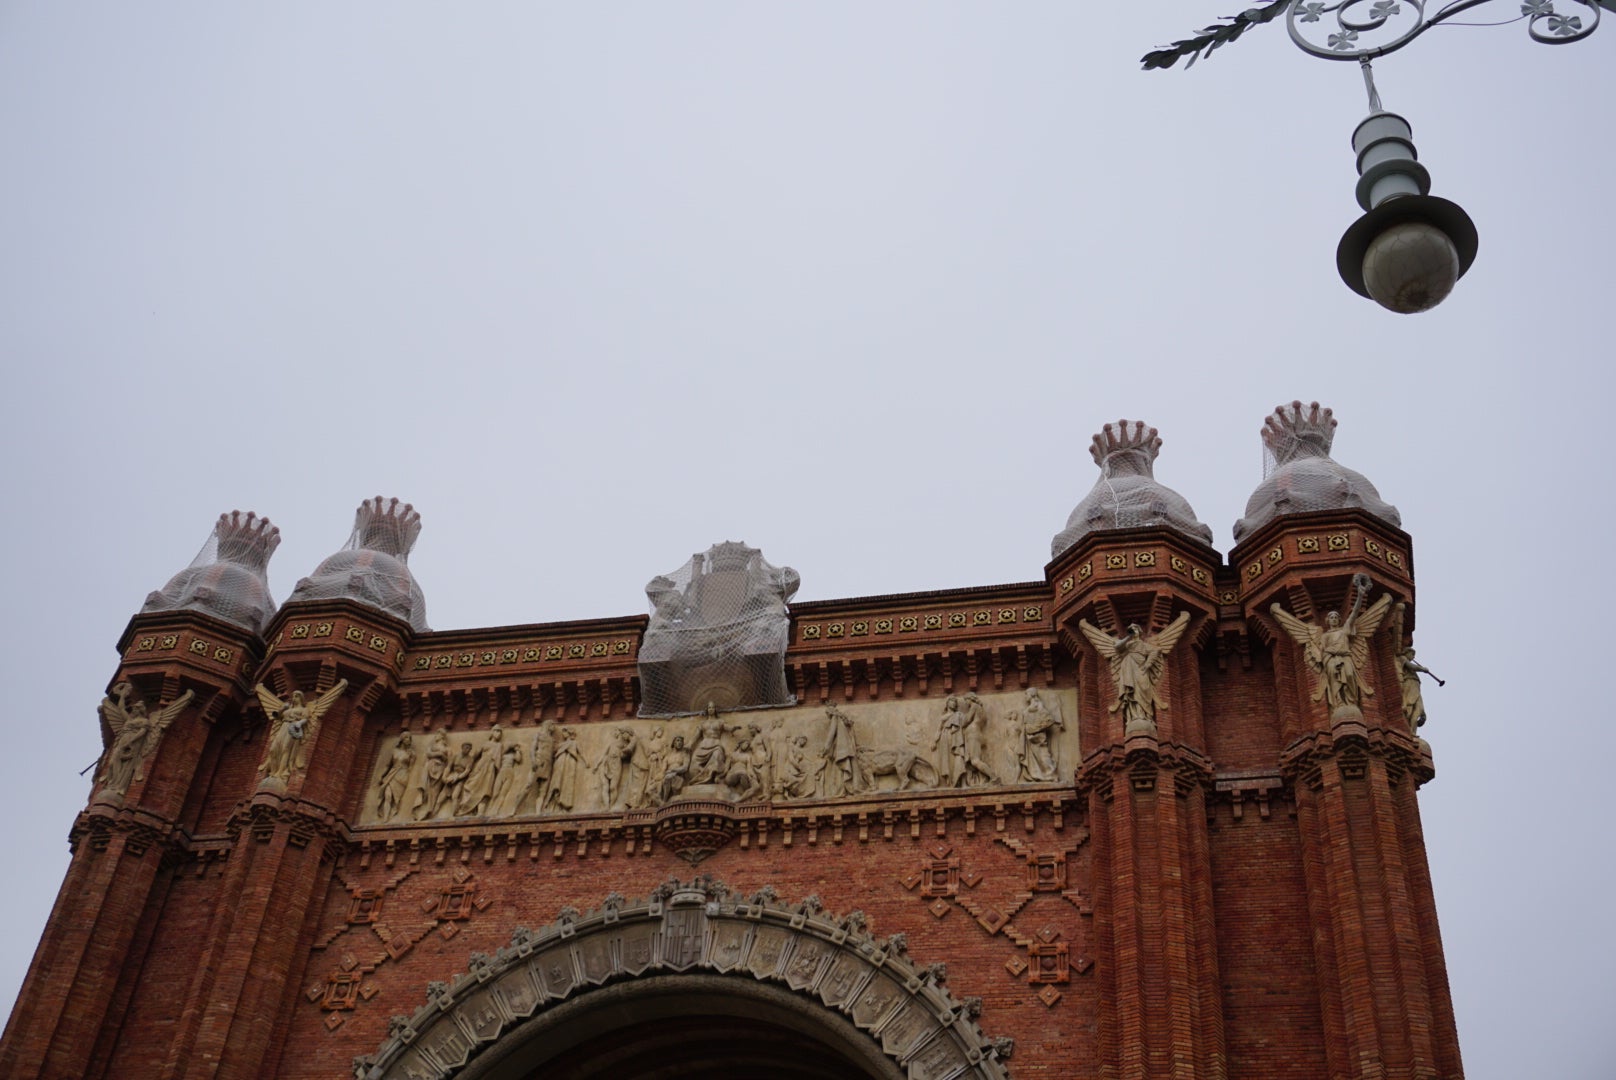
(162, 600, 407, 1080)
(1056, 528, 1227, 1080)
(1236, 509, 1459, 1080)
(0, 610, 259, 1080)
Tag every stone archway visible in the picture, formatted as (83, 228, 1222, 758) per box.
(355, 878, 1013, 1080)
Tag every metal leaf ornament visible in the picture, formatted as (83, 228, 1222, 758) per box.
(1141, 0, 1291, 69)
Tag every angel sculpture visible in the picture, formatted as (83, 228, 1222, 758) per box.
(97, 682, 195, 799)
(255, 679, 349, 786)
(1270, 574, 1393, 721)
(1390, 602, 1444, 736)
(1078, 611, 1191, 738)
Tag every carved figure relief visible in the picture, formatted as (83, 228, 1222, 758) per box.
(455, 726, 502, 816)
(820, 704, 868, 797)
(1013, 689, 1066, 783)
(1270, 574, 1393, 721)
(1078, 611, 1191, 737)
(411, 731, 450, 821)
(358, 687, 1079, 826)
(1391, 602, 1444, 736)
(375, 732, 415, 820)
(255, 679, 349, 787)
(95, 683, 195, 800)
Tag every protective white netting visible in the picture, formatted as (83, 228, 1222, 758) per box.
(1235, 402, 1400, 542)
(638, 542, 800, 717)
(287, 497, 430, 632)
(142, 510, 281, 635)
(1051, 420, 1213, 559)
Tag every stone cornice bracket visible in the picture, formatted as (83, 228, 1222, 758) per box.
(1076, 739, 1215, 802)
(69, 800, 187, 861)
(226, 788, 352, 860)
(1210, 772, 1289, 821)
(1278, 721, 1435, 791)
(650, 799, 743, 864)
(355, 879, 1012, 1080)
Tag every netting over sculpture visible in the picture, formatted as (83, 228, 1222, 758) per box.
(286, 497, 430, 632)
(1234, 401, 1401, 542)
(638, 542, 799, 716)
(142, 510, 281, 636)
(1051, 419, 1214, 559)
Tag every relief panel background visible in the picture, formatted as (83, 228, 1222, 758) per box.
(357, 688, 1079, 825)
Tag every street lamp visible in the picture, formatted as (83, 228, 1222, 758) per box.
(1144, 0, 1608, 313)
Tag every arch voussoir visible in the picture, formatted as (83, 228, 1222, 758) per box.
(355, 877, 1013, 1080)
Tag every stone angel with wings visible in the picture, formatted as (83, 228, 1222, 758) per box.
(255, 679, 349, 786)
(1078, 611, 1191, 737)
(1269, 574, 1393, 721)
(97, 682, 195, 799)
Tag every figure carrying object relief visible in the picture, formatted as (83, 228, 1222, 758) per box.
(1271, 574, 1393, 721)
(96, 682, 195, 800)
(255, 679, 349, 787)
(1078, 611, 1191, 738)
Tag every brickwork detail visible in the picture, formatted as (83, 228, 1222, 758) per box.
(898, 835, 1095, 1008)
(353, 878, 1015, 1080)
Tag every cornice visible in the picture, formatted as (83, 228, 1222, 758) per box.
(1075, 737, 1216, 801)
(226, 788, 354, 861)
(339, 786, 1080, 868)
(1279, 719, 1436, 790)
(69, 799, 192, 867)
(1226, 508, 1415, 607)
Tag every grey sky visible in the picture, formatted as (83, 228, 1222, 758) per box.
(1, 5, 1610, 1076)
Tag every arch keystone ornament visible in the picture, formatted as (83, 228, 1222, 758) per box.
(354, 878, 1013, 1080)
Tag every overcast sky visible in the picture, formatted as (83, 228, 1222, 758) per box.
(1, 5, 1611, 1076)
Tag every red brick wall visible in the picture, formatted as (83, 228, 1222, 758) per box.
(1, 512, 1463, 1080)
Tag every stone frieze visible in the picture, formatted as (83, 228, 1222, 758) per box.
(358, 688, 1078, 826)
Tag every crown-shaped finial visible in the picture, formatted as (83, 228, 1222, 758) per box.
(707, 540, 758, 572)
(354, 497, 422, 557)
(1089, 420, 1162, 478)
(1261, 401, 1337, 464)
(213, 510, 280, 569)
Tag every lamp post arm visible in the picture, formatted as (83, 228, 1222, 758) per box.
(1143, 0, 1604, 70)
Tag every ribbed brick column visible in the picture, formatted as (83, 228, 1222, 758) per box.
(159, 601, 406, 1080)
(1241, 509, 1461, 1080)
(1056, 528, 1226, 1080)
(0, 612, 257, 1080)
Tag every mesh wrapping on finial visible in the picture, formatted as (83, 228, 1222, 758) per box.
(1051, 419, 1212, 558)
(350, 496, 423, 559)
(1090, 419, 1163, 474)
(1261, 401, 1338, 466)
(287, 497, 430, 632)
(1234, 401, 1399, 542)
(638, 542, 799, 717)
(142, 510, 281, 636)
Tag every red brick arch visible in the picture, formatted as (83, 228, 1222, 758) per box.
(355, 879, 1013, 1080)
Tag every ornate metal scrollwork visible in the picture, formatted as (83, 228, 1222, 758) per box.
(1287, 0, 1603, 61)
(1143, 0, 1605, 69)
